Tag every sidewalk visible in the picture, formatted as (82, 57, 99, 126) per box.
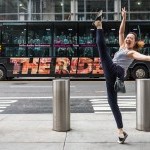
(0, 113, 150, 150)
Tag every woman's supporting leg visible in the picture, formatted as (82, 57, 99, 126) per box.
(106, 77, 123, 129)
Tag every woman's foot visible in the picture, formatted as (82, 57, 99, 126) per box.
(95, 10, 103, 21)
(118, 132, 128, 144)
(92, 10, 103, 27)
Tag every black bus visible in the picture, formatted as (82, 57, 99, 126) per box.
(0, 21, 150, 80)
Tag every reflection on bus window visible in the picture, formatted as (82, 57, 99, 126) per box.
(4, 47, 26, 57)
(42, 31, 51, 44)
(27, 24, 52, 57)
(54, 23, 77, 57)
(2, 25, 26, 44)
(78, 23, 96, 57)
(1, 21, 150, 59)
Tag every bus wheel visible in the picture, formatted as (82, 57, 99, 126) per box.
(0, 66, 6, 80)
(131, 65, 149, 79)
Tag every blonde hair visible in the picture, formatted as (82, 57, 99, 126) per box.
(137, 40, 145, 48)
(129, 32, 145, 50)
(134, 40, 145, 50)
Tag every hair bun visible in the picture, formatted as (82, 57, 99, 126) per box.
(137, 40, 145, 48)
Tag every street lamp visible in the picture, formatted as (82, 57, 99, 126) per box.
(137, 2, 141, 5)
(60, 2, 63, 7)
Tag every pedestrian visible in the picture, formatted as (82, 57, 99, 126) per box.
(94, 7, 146, 144)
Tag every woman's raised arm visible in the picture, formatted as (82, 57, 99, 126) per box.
(119, 7, 126, 47)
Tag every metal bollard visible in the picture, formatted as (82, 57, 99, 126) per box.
(52, 79, 70, 132)
(136, 79, 150, 131)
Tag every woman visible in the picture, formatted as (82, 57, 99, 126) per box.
(94, 7, 146, 144)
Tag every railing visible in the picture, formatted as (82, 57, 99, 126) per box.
(0, 12, 150, 21)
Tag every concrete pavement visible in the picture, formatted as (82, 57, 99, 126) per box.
(0, 113, 150, 150)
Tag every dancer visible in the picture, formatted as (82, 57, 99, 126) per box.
(94, 7, 146, 144)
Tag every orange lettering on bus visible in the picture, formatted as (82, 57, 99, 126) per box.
(10, 57, 104, 75)
(70, 57, 78, 74)
(92, 58, 104, 74)
(77, 57, 93, 74)
(55, 57, 70, 74)
(38, 58, 51, 74)
(22, 58, 39, 74)
(10, 58, 30, 74)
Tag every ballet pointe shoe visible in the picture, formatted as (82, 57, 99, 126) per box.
(92, 10, 103, 26)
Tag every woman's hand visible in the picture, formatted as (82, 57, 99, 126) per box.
(121, 7, 126, 19)
(119, 7, 126, 47)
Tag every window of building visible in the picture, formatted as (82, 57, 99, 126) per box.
(0, 0, 18, 20)
(86, 0, 106, 20)
(0, 0, 28, 20)
(108, 0, 114, 20)
(130, 0, 150, 20)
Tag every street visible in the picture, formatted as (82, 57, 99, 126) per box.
(0, 80, 136, 114)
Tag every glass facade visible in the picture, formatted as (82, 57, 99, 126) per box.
(0, 0, 150, 21)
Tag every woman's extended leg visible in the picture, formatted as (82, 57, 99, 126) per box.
(96, 29, 116, 78)
(95, 20, 128, 143)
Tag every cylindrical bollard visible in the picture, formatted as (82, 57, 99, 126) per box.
(52, 79, 70, 132)
(136, 79, 150, 131)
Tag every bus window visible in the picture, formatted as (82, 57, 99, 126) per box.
(0, 24, 2, 56)
(78, 22, 97, 57)
(141, 47, 150, 55)
(2, 23, 26, 57)
(103, 22, 119, 57)
(3, 46, 26, 57)
(27, 23, 52, 57)
(128, 22, 150, 56)
(2, 23, 26, 45)
(54, 22, 77, 57)
(0, 23, 1, 44)
(103, 22, 119, 45)
(0, 45, 2, 57)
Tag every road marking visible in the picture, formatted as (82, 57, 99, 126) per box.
(89, 97, 136, 113)
(0, 96, 136, 100)
(89, 98, 136, 102)
(0, 100, 18, 103)
(0, 104, 11, 106)
(0, 96, 136, 113)
(0, 107, 7, 109)
(10, 86, 75, 88)
(95, 111, 136, 114)
(95, 91, 106, 93)
(0, 100, 18, 113)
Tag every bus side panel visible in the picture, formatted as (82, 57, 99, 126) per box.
(7, 57, 104, 78)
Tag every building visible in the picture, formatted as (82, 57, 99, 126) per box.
(0, 0, 150, 21)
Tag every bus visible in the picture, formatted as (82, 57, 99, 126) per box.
(0, 21, 150, 80)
